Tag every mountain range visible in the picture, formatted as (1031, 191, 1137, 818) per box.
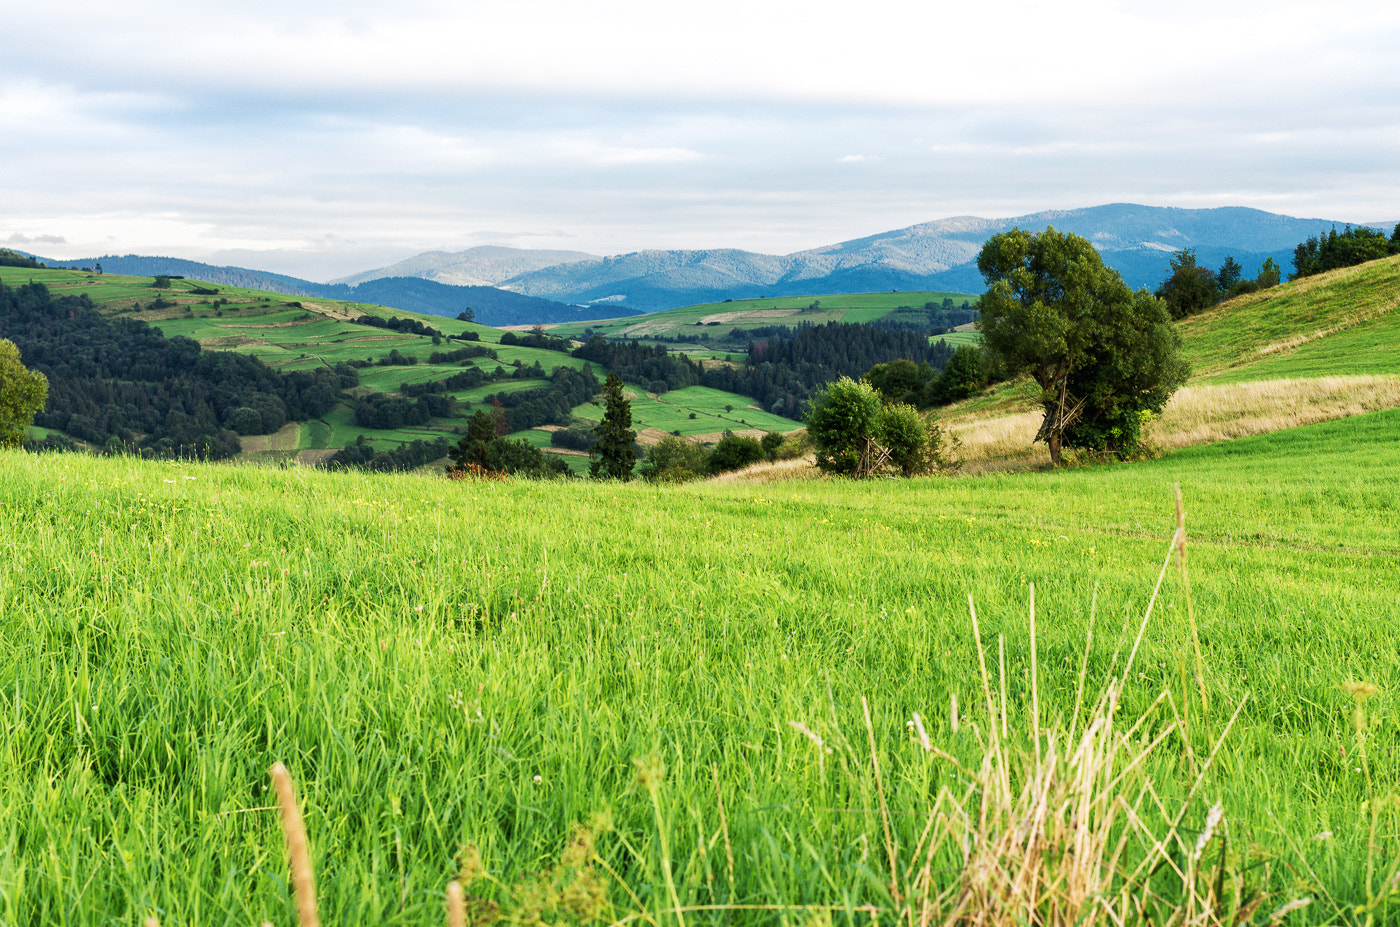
(37, 204, 1388, 320)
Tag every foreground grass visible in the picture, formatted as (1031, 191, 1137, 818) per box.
(2, 410, 1399, 924)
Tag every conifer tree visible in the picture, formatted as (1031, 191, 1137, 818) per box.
(589, 373, 636, 480)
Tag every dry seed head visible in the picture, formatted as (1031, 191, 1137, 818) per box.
(1193, 802, 1224, 860)
(1268, 897, 1312, 922)
(560, 868, 608, 919)
(587, 808, 613, 835)
(788, 720, 826, 750)
(560, 822, 596, 870)
(632, 754, 665, 791)
(457, 841, 485, 885)
(269, 762, 319, 927)
(1341, 680, 1379, 704)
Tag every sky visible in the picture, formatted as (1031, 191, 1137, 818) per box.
(5, 0, 1399, 281)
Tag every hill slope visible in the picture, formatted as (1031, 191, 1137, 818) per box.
(939, 253, 1400, 472)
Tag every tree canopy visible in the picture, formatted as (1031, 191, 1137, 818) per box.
(1291, 225, 1399, 280)
(977, 227, 1189, 464)
(805, 376, 950, 478)
(0, 338, 48, 448)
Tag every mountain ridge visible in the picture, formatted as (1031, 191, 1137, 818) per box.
(34, 204, 1393, 317)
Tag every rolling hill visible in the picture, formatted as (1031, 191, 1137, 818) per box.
(0, 266, 799, 470)
(935, 253, 1400, 474)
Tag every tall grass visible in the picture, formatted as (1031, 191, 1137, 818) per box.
(1, 411, 1398, 923)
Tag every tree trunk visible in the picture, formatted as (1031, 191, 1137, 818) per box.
(1047, 430, 1063, 466)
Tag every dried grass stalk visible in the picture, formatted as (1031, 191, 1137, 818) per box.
(270, 762, 320, 927)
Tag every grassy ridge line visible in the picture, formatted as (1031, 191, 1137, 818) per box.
(3, 410, 1398, 923)
(1177, 254, 1400, 383)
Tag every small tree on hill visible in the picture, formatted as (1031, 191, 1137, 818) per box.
(806, 376, 951, 478)
(590, 373, 636, 480)
(1155, 249, 1221, 319)
(0, 339, 48, 449)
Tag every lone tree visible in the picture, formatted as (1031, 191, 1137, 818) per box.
(977, 227, 1188, 464)
(589, 372, 636, 480)
(0, 339, 48, 449)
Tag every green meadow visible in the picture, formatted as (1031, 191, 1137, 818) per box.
(3, 401, 1399, 924)
(1178, 257, 1400, 384)
(547, 291, 978, 348)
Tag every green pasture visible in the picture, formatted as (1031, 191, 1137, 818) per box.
(568, 386, 797, 438)
(2, 408, 1398, 924)
(318, 404, 459, 451)
(512, 429, 593, 474)
(549, 291, 978, 344)
(933, 330, 983, 347)
(1179, 255, 1400, 383)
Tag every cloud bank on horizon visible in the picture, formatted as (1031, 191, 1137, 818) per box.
(4, 0, 1399, 280)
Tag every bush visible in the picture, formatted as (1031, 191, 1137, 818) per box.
(638, 435, 710, 483)
(807, 377, 952, 478)
(805, 377, 883, 476)
(760, 431, 784, 460)
(708, 434, 765, 474)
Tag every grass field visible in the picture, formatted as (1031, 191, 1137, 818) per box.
(547, 291, 978, 349)
(3, 404, 1398, 924)
(1177, 257, 1400, 384)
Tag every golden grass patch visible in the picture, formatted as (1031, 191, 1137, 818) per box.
(945, 375, 1400, 473)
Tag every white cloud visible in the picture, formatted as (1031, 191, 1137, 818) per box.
(3, 0, 1398, 273)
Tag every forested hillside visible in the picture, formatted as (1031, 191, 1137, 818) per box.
(0, 282, 351, 458)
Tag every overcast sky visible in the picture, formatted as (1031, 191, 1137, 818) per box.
(5, 0, 1399, 281)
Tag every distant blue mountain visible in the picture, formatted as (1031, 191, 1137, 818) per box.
(36, 204, 1391, 317)
(487, 204, 1376, 311)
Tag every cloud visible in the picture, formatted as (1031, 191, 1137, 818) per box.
(4, 0, 1399, 274)
(5, 233, 67, 246)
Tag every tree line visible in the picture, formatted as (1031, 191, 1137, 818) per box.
(1154, 223, 1400, 319)
(1290, 224, 1400, 280)
(701, 322, 957, 418)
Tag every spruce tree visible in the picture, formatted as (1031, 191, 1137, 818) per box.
(589, 373, 636, 480)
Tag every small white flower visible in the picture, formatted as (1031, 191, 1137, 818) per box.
(533, 775, 543, 784)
